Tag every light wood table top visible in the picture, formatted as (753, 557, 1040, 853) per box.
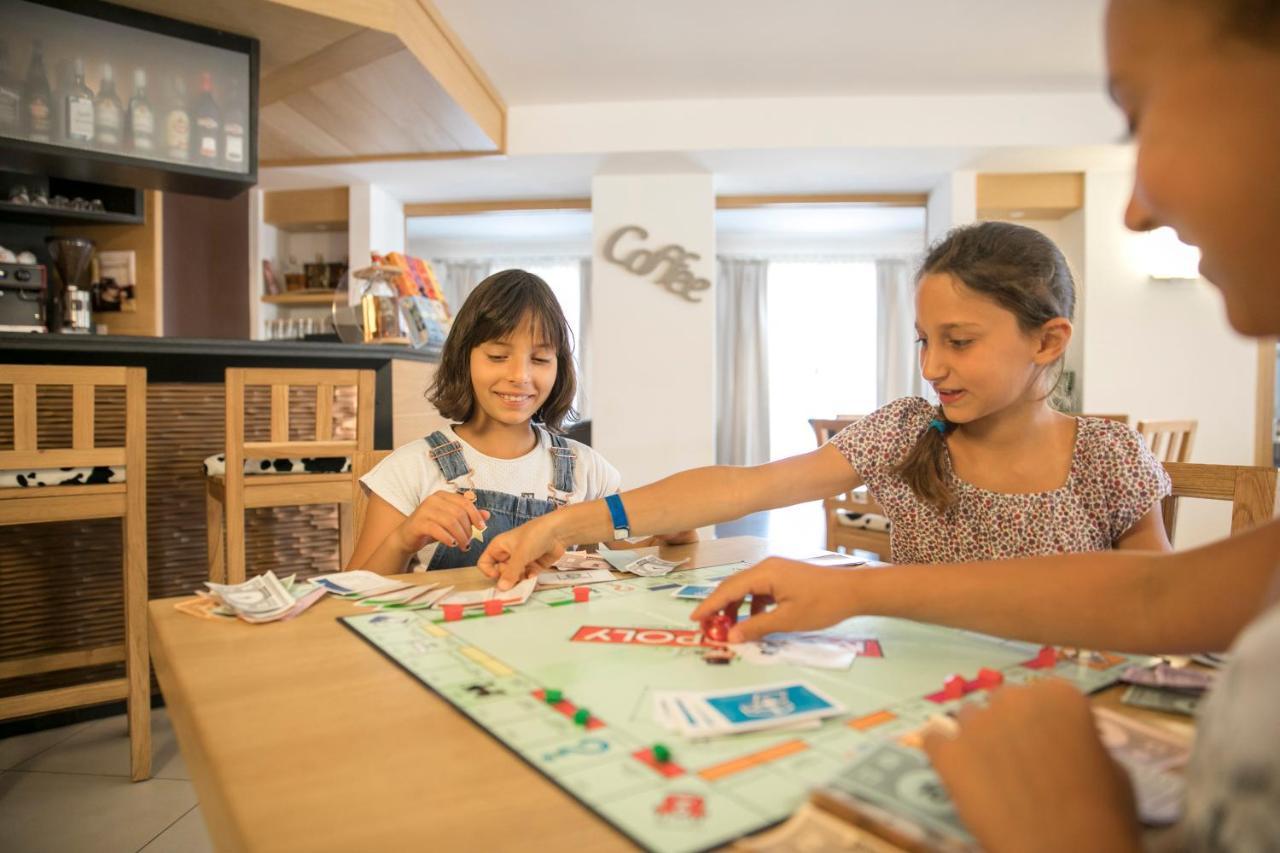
(150, 537, 1194, 852)
(150, 537, 768, 852)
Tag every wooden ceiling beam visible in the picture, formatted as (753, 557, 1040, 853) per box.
(260, 28, 403, 106)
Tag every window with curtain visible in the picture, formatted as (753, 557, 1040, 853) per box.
(766, 261, 878, 460)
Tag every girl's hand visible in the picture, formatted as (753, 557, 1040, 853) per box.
(689, 558, 863, 641)
(924, 679, 1142, 853)
(395, 491, 490, 554)
(477, 520, 567, 590)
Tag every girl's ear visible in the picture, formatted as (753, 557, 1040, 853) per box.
(1034, 317, 1073, 365)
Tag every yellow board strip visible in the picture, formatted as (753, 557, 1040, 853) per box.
(419, 621, 448, 638)
(698, 739, 808, 782)
(460, 646, 513, 677)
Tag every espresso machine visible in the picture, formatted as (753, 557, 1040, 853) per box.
(45, 236, 96, 334)
(0, 262, 47, 332)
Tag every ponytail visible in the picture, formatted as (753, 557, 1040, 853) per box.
(893, 407, 957, 513)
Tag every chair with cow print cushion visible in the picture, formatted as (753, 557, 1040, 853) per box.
(206, 367, 375, 584)
(0, 364, 150, 781)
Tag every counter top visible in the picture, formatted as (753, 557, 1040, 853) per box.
(0, 333, 439, 382)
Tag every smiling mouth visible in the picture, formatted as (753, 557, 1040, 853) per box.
(496, 392, 534, 403)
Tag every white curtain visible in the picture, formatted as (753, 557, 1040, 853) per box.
(432, 259, 492, 316)
(577, 258, 593, 421)
(875, 258, 927, 405)
(716, 257, 771, 466)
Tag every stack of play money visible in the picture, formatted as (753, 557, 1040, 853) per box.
(1119, 663, 1215, 717)
(200, 571, 327, 623)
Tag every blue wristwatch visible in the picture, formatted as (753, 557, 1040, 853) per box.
(604, 494, 631, 540)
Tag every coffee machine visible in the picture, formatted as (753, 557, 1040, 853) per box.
(0, 262, 47, 332)
(45, 237, 96, 334)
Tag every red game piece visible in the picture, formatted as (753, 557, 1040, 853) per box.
(442, 604, 464, 622)
(483, 599, 504, 616)
(976, 667, 1004, 688)
(1033, 646, 1058, 668)
(573, 586, 591, 602)
(941, 674, 966, 700)
(704, 613, 734, 644)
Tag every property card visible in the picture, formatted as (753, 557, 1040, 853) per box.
(672, 583, 718, 600)
(435, 577, 537, 609)
(312, 570, 402, 596)
(553, 551, 612, 571)
(686, 681, 845, 735)
(536, 568, 615, 588)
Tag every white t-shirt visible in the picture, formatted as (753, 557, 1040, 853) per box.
(1172, 576, 1280, 851)
(360, 425, 621, 565)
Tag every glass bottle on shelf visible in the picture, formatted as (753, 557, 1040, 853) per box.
(192, 71, 219, 166)
(222, 89, 245, 170)
(126, 68, 154, 155)
(164, 75, 189, 161)
(62, 57, 95, 145)
(94, 63, 123, 150)
(0, 40, 20, 136)
(23, 39, 53, 143)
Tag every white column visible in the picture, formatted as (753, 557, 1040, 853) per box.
(590, 169, 717, 488)
(926, 170, 977, 245)
(348, 183, 405, 273)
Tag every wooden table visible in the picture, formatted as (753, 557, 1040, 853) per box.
(149, 537, 1194, 851)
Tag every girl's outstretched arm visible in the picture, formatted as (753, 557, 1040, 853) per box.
(479, 444, 863, 589)
(693, 516, 1280, 654)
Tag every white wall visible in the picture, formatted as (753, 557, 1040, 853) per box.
(1081, 170, 1258, 547)
(591, 170, 717, 489)
(926, 170, 976, 245)
(349, 183, 406, 272)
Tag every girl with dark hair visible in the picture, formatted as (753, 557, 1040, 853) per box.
(477, 221, 1171, 588)
(349, 269, 692, 573)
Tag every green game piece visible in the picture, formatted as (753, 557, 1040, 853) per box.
(544, 689, 563, 704)
(651, 744, 671, 763)
(573, 708, 590, 726)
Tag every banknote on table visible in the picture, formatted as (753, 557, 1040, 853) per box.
(735, 802, 904, 852)
(1122, 684, 1200, 717)
(815, 742, 975, 852)
(199, 571, 328, 623)
(624, 555, 689, 577)
(1120, 663, 1216, 693)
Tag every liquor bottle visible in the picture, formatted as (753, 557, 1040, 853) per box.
(62, 57, 94, 144)
(164, 75, 189, 161)
(94, 63, 123, 150)
(126, 67, 154, 155)
(192, 71, 219, 166)
(0, 40, 20, 136)
(22, 39, 53, 142)
(222, 89, 245, 169)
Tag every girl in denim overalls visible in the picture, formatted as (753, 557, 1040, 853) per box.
(350, 269, 687, 573)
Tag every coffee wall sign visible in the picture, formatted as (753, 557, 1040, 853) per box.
(602, 225, 711, 302)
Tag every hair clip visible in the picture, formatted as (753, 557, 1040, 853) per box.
(928, 418, 948, 434)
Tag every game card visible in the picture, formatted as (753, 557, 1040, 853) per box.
(686, 681, 845, 735)
(536, 568, 615, 588)
(672, 584, 717, 600)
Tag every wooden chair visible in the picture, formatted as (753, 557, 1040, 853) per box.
(1063, 412, 1130, 424)
(810, 418, 892, 559)
(1161, 462, 1280, 543)
(206, 368, 374, 584)
(1138, 419, 1197, 463)
(0, 365, 150, 781)
(351, 449, 392, 557)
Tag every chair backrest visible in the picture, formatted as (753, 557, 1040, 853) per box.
(1062, 412, 1130, 425)
(0, 364, 145, 482)
(1137, 419, 1197, 464)
(1161, 462, 1280, 542)
(351, 449, 392, 537)
(223, 367, 375, 481)
(809, 417, 886, 514)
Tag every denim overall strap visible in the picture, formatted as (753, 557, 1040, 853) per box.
(425, 430, 475, 492)
(546, 430, 577, 505)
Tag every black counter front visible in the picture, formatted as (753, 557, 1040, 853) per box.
(0, 333, 440, 448)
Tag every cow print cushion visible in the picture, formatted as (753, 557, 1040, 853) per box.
(202, 454, 351, 477)
(0, 466, 125, 488)
(835, 510, 891, 532)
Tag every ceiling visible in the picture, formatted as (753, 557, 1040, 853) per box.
(431, 0, 1109, 104)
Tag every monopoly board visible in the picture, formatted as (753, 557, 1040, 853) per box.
(341, 563, 1149, 853)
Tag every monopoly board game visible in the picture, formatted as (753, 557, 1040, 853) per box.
(341, 563, 1150, 853)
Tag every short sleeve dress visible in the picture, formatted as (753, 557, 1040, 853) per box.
(830, 397, 1171, 564)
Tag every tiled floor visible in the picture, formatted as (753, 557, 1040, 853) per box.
(0, 510, 824, 853)
(0, 708, 213, 853)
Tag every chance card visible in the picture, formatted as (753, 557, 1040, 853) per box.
(690, 681, 845, 734)
(672, 584, 717, 600)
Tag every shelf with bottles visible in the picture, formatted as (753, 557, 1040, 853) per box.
(0, 0, 258, 199)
